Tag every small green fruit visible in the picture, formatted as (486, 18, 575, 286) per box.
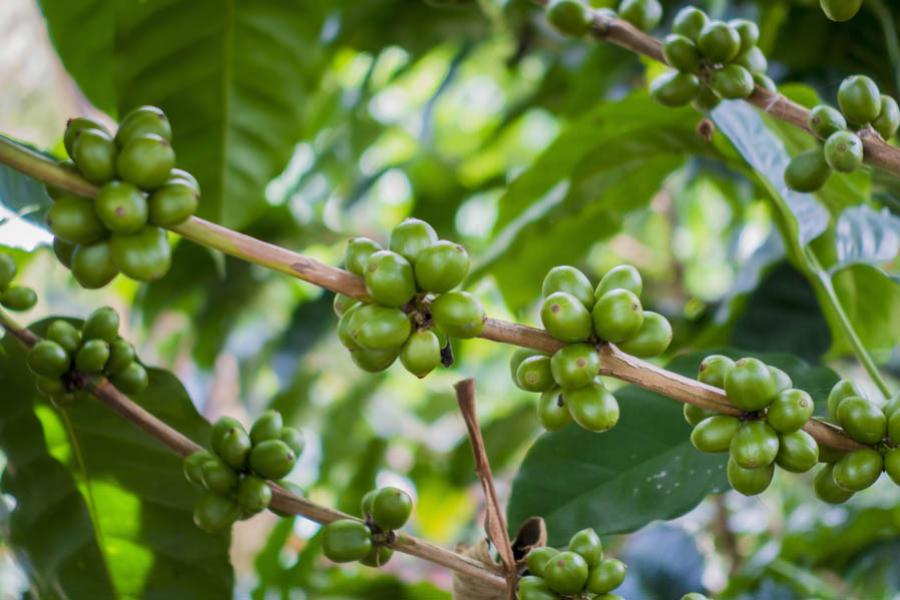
(808, 105, 847, 139)
(364, 250, 416, 307)
(733, 47, 768, 75)
(355, 306, 411, 350)
(730, 421, 780, 468)
(201, 456, 239, 493)
(322, 519, 373, 563)
(332, 293, 359, 317)
(814, 464, 854, 504)
(692, 86, 722, 112)
(75, 339, 110, 374)
(249, 439, 296, 480)
(0, 254, 16, 288)
(344, 237, 382, 276)
(784, 148, 831, 193)
(690, 415, 741, 453)
(106, 340, 135, 375)
(183, 449, 214, 488)
(824, 131, 864, 173)
(237, 475, 272, 515)
(517, 355, 556, 392)
(724, 357, 777, 411)
(766, 389, 814, 433)
(672, 7, 708, 42)
(71, 242, 119, 289)
(618, 0, 662, 32)
(872, 95, 900, 140)
(617, 311, 671, 357)
(663, 34, 700, 72)
(569, 528, 603, 566)
(371, 486, 413, 530)
(167, 168, 200, 193)
(650, 71, 700, 107)
(47, 195, 106, 244)
(72, 128, 117, 184)
(819, 0, 863, 22)
(526, 546, 560, 578)
(833, 448, 883, 491)
(53, 238, 77, 269)
(359, 545, 394, 568)
(148, 180, 198, 227)
(115, 106, 172, 146)
(541, 291, 593, 342)
(349, 346, 400, 372)
(837, 396, 886, 444)
(414, 240, 469, 293)
(586, 557, 627, 594)
(546, 0, 592, 37)
(47, 320, 81, 355)
(518, 576, 556, 600)
(729, 19, 759, 54)
(110, 362, 148, 395)
(116, 134, 176, 190)
(64, 117, 110, 157)
(775, 430, 819, 473)
(538, 389, 572, 431)
(193, 492, 240, 533)
(361, 490, 378, 516)
(550, 343, 601, 389)
(389, 218, 438, 263)
(83, 306, 120, 342)
(1, 287, 37, 311)
(564, 380, 620, 432)
(542, 266, 594, 310)
(884, 448, 900, 485)
(697, 21, 741, 63)
(697, 354, 735, 388)
(27, 340, 71, 378)
(727, 457, 773, 496)
(710, 65, 754, 99)
(96, 180, 148, 234)
(110, 226, 172, 281)
(592, 289, 643, 343)
(544, 550, 590, 594)
(279, 427, 304, 457)
(212, 420, 252, 470)
(400, 329, 442, 378)
(430, 291, 485, 338)
(827, 379, 865, 421)
(683, 403, 716, 427)
(838, 75, 882, 124)
(769, 366, 792, 393)
(510, 348, 542, 382)
(249, 410, 283, 445)
(595, 264, 642, 299)
(889, 410, 900, 445)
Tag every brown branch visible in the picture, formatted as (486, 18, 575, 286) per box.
(0, 314, 505, 590)
(454, 379, 517, 600)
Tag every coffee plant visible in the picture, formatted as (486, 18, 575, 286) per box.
(0, 0, 897, 598)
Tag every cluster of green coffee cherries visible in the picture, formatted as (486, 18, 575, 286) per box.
(336, 218, 484, 377)
(687, 355, 818, 496)
(819, 0, 861, 22)
(512, 265, 672, 434)
(519, 528, 627, 600)
(184, 410, 304, 533)
(544, 0, 662, 38)
(321, 486, 413, 567)
(785, 75, 899, 193)
(651, 7, 772, 110)
(47, 105, 199, 288)
(813, 380, 900, 503)
(0, 255, 37, 312)
(26, 307, 147, 405)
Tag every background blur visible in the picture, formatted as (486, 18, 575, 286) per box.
(1, 0, 899, 598)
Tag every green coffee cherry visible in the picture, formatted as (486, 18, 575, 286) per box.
(47, 195, 106, 244)
(237, 475, 272, 515)
(358, 307, 413, 350)
(518, 576, 556, 600)
(212, 420, 252, 470)
(690, 415, 741, 453)
(27, 340, 71, 378)
(697, 354, 735, 388)
(819, 0, 862, 23)
(586, 557, 627, 594)
(201, 456, 239, 493)
(115, 106, 172, 146)
(542, 266, 594, 310)
(889, 410, 900, 445)
(83, 306, 119, 342)
(808, 105, 847, 139)
(775, 430, 819, 473)
(344, 237, 383, 277)
(193, 492, 240, 533)
(697, 21, 741, 64)
(64, 117, 110, 157)
(544, 550, 589, 594)
(733, 47, 768, 75)
(827, 379, 865, 421)
(672, 7, 708, 42)
(541, 291, 593, 342)
(710, 65, 754, 100)
(618, 0, 662, 32)
(766, 389, 814, 433)
(769, 365, 794, 391)
(814, 464, 854, 504)
(168, 168, 199, 192)
(663, 34, 700, 72)
(569, 528, 603, 566)
(510, 348, 542, 382)
(618, 311, 671, 357)
(884, 448, 900, 485)
(692, 86, 722, 112)
(724, 357, 777, 411)
(371, 486, 413, 530)
(650, 71, 701, 107)
(837, 396, 886, 444)
(564, 380, 619, 433)
(110, 362, 148, 395)
(0, 254, 16, 289)
(72, 128, 117, 184)
(730, 421, 779, 468)
(332, 293, 359, 318)
(833, 448, 883, 491)
(117, 134, 176, 190)
(683, 403, 716, 427)
(183, 449, 214, 488)
(148, 180, 198, 227)
(249, 439, 296, 479)
(727, 457, 773, 496)
(838, 75, 881, 125)
(872, 95, 900, 140)
(517, 355, 556, 392)
(359, 545, 394, 568)
(361, 490, 378, 517)
(592, 289, 643, 343)
(322, 519, 373, 563)
(550, 343, 600, 389)
(75, 339, 110, 374)
(110, 226, 172, 281)
(526, 546, 560, 577)
(47, 320, 81, 355)
(729, 19, 759, 54)
(546, 0, 592, 37)
(824, 131, 864, 173)
(784, 148, 831, 193)
(754, 76, 776, 97)
(595, 265, 642, 299)
(249, 410, 283, 445)
(538, 389, 572, 431)
(350, 346, 400, 372)
(95, 181, 148, 234)
(53, 238, 77, 269)
(389, 218, 438, 263)
(106, 339, 136, 375)
(71, 242, 119, 289)
(1, 287, 37, 311)
(364, 250, 416, 307)
(430, 291, 485, 338)
(400, 329, 442, 378)
(414, 240, 469, 293)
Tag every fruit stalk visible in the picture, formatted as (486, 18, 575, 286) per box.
(0, 310, 506, 590)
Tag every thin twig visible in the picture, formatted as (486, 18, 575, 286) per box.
(454, 379, 518, 600)
(711, 495, 741, 575)
(0, 313, 506, 590)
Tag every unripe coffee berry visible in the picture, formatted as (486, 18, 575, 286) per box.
(322, 519, 373, 563)
(730, 421, 779, 469)
(873, 95, 900, 140)
(724, 357, 777, 411)
(344, 237, 382, 276)
(672, 7, 708, 42)
(592, 289, 643, 343)
(542, 266, 594, 310)
(564, 380, 620, 432)
(249, 439, 296, 480)
(697, 21, 741, 63)
(364, 250, 416, 307)
(838, 75, 882, 125)
(775, 430, 819, 473)
(414, 240, 469, 293)
(389, 218, 438, 263)
(517, 355, 556, 392)
(96, 180, 149, 234)
(785, 149, 831, 193)
(690, 415, 740, 453)
(249, 410, 283, 445)
(550, 343, 601, 389)
(47, 195, 106, 244)
(726, 457, 773, 496)
(72, 128, 117, 184)
(546, 0, 592, 37)
(650, 71, 700, 107)
(814, 464, 854, 504)
(371, 486, 413, 530)
(400, 329, 442, 378)
(117, 133, 176, 190)
(538, 389, 572, 431)
(618, 311, 671, 357)
(808, 105, 847, 139)
(110, 226, 172, 281)
(75, 339, 110, 374)
(71, 242, 119, 289)
(430, 291, 485, 338)
(115, 106, 172, 147)
(544, 550, 589, 594)
(824, 131, 863, 173)
(663, 34, 701, 73)
(618, 0, 662, 32)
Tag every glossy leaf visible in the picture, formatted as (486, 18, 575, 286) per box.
(833, 205, 900, 276)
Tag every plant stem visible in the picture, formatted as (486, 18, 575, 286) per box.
(0, 311, 507, 590)
(0, 142, 867, 450)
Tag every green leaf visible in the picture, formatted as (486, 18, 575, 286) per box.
(38, 1, 330, 229)
(831, 264, 900, 358)
(832, 205, 900, 276)
(507, 350, 839, 544)
(0, 319, 233, 598)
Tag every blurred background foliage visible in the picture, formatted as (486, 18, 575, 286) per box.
(0, 0, 898, 598)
